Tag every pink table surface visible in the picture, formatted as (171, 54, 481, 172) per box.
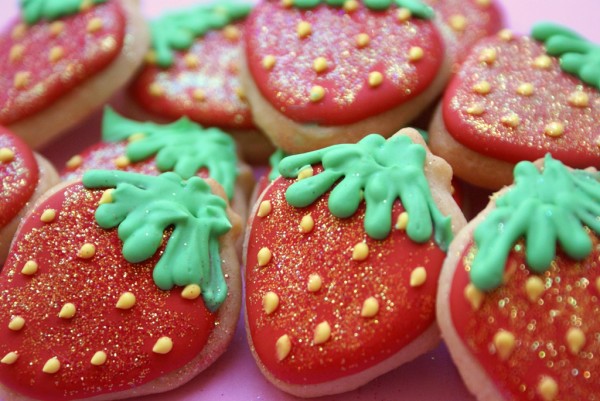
(1, 1, 599, 400)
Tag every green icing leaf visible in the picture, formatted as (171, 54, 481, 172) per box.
(82, 170, 232, 312)
(20, 0, 107, 24)
(291, 0, 434, 19)
(102, 107, 239, 200)
(532, 22, 600, 91)
(150, 1, 253, 68)
(279, 134, 452, 249)
(267, 149, 288, 182)
(470, 154, 600, 291)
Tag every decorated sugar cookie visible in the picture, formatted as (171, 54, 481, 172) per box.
(244, 129, 465, 397)
(429, 23, 600, 189)
(0, 171, 242, 400)
(437, 155, 600, 401)
(0, 0, 148, 148)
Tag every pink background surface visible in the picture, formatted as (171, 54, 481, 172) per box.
(0, 1, 598, 400)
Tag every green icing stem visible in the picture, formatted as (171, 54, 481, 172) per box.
(291, 0, 434, 19)
(532, 22, 600, 91)
(82, 170, 232, 312)
(150, 1, 253, 68)
(20, 0, 107, 24)
(102, 107, 239, 200)
(267, 149, 288, 182)
(279, 134, 453, 250)
(470, 155, 600, 291)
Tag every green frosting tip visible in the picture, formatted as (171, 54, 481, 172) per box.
(290, 0, 433, 19)
(20, 0, 107, 24)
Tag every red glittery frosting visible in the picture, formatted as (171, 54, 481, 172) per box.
(442, 33, 600, 168)
(244, 1, 443, 126)
(245, 169, 445, 384)
(0, 1, 125, 125)
(0, 182, 216, 400)
(130, 21, 255, 130)
(0, 126, 38, 228)
(449, 235, 600, 400)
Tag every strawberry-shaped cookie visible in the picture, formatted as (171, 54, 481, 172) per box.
(0, 125, 58, 262)
(61, 107, 254, 222)
(128, 2, 273, 163)
(0, 170, 242, 400)
(244, 129, 466, 397)
(437, 155, 600, 401)
(0, 0, 148, 148)
(429, 23, 600, 190)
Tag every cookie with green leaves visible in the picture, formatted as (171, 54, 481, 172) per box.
(244, 128, 465, 396)
(0, 170, 242, 400)
(437, 155, 600, 401)
(0, 0, 148, 148)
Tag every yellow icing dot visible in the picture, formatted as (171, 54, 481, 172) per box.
(466, 104, 485, 115)
(40, 209, 57, 223)
(144, 50, 157, 65)
(516, 82, 534, 96)
(537, 376, 558, 401)
(192, 88, 206, 102)
(48, 46, 64, 63)
(181, 284, 202, 300)
(525, 276, 545, 302)
(184, 53, 199, 69)
(299, 214, 314, 233)
(14, 71, 30, 89)
(43, 357, 61, 374)
(235, 87, 247, 101)
(448, 14, 467, 32)
(498, 29, 514, 41)
(258, 247, 272, 267)
(78, 243, 96, 259)
(91, 351, 107, 366)
(0, 148, 15, 163)
(566, 327, 586, 355)
(1, 352, 18, 365)
(223, 25, 241, 41)
(307, 273, 322, 292)
(493, 330, 516, 360)
(396, 8, 412, 22)
(8, 316, 25, 331)
(395, 212, 409, 230)
(21, 260, 39, 276)
(568, 91, 589, 108)
(49, 21, 65, 37)
(87, 17, 104, 33)
(281, 0, 293, 7)
(352, 242, 369, 261)
(343, 0, 359, 12)
(113, 155, 131, 169)
(66, 154, 83, 169)
(533, 55, 552, 69)
(309, 85, 325, 102)
(408, 46, 424, 62)
(313, 321, 331, 345)
(476, 0, 491, 6)
(297, 20, 312, 39)
(297, 167, 314, 180)
(355, 33, 370, 48)
(262, 54, 276, 70)
(410, 267, 427, 287)
(473, 81, 492, 95)
(11, 23, 27, 40)
(152, 337, 174, 354)
(149, 82, 165, 97)
(262, 291, 280, 315)
(313, 57, 328, 73)
(80, 0, 94, 12)
(59, 303, 76, 319)
(276, 334, 292, 361)
(368, 71, 383, 87)
(98, 189, 114, 205)
(464, 283, 485, 310)
(9, 44, 25, 63)
(544, 122, 565, 138)
(361, 296, 379, 318)
(501, 113, 520, 128)
(116, 292, 136, 310)
(257, 200, 272, 217)
(479, 48, 497, 65)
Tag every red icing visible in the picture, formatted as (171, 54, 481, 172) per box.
(0, 126, 38, 228)
(449, 236, 600, 400)
(246, 169, 445, 384)
(442, 35, 600, 168)
(0, 182, 215, 400)
(130, 21, 255, 129)
(0, 2, 125, 125)
(244, 1, 443, 125)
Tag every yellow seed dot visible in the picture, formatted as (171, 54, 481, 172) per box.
(533, 55, 552, 69)
(1, 352, 18, 365)
(257, 247, 272, 267)
(309, 85, 325, 102)
(43, 357, 60, 374)
(568, 91, 589, 108)
(299, 214, 314, 233)
(257, 200, 272, 217)
(361, 296, 379, 318)
(9, 44, 25, 62)
(537, 376, 558, 401)
(297, 20, 312, 39)
(501, 113, 520, 128)
(493, 330, 516, 360)
(525, 276, 545, 302)
(12, 23, 27, 39)
(40, 209, 57, 223)
(368, 71, 383, 87)
(352, 242, 369, 261)
(0, 148, 15, 163)
(313, 321, 331, 345)
(516, 82, 534, 96)
(498, 29, 514, 41)
(448, 14, 467, 32)
(355, 33, 370, 48)
(116, 292, 136, 309)
(276, 334, 292, 361)
(410, 267, 427, 287)
(396, 8, 412, 22)
(395, 212, 409, 230)
(235, 87, 246, 101)
(14, 71, 30, 89)
(466, 103, 485, 115)
(223, 25, 241, 41)
(476, 0, 491, 6)
(91, 351, 107, 366)
(59, 303, 76, 319)
(408, 46, 424, 61)
(464, 283, 485, 310)
(479, 48, 497, 64)
(78, 243, 96, 259)
(87, 17, 104, 33)
(49, 21, 65, 37)
(566, 327, 586, 355)
(262, 54, 276, 70)
(153, 336, 174, 354)
(263, 291, 280, 315)
(184, 53, 199, 69)
(8, 316, 25, 331)
(281, 0, 293, 7)
(144, 50, 157, 65)
(21, 260, 39, 276)
(297, 167, 314, 180)
(545, 122, 564, 138)
(473, 81, 491, 95)
(313, 57, 328, 73)
(66, 154, 83, 169)
(48, 46, 64, 63)
(307, 274, 322, 292)
(113, 155, 130, 169)
(80, 0, 93, 12)
(98, 189, 113, 205)
(343, 0, 359, 12)
(192, 88, 206, 102)
(181, 284, 202, 300)
(149, 82, 165, 97)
